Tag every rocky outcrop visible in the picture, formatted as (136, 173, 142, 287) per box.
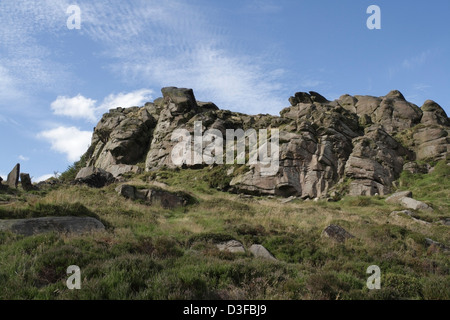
(0, 217, 105, 236)
(79, 87, 449, 198)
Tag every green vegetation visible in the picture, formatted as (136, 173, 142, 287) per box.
(0, 160, 449, 300)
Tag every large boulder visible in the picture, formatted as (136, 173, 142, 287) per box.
(400, 197, 433, 211)
(19, 173, 34, 191)
(0, 217, 105, 236)
(75, 166, 115, 188)
(386, 190, 413, 204)
(6, 163, 20, 189)
(115, 184, 189, 209)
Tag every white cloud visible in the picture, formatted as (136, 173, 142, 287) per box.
(97, 89, 153, 113)
(38, 126, 92, 162)
(50, 89, 153, 123)
(35, 174, 56, 183)
(18, 155, 29, 161)
(51, 95, 97, 122)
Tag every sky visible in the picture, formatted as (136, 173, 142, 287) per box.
(0, 0, 449, 182)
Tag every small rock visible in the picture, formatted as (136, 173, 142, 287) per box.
(115, 184, 136, 200)
(322, 224, 355, 243)
(249, 244, 277, 261)
(0, 216, 105, 236)
(401, 197, 433, 211)
(390, 210, 430, 225)
(386, 191, 413, 204)
(7, 163, 20, 189)
(280, 196, 296, 203)
(425, 238, 450, 253)
(440, 218, 450, 226)
(216, 240, 245, 253)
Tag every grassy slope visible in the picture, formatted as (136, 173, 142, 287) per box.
(0, 161, 449, 300)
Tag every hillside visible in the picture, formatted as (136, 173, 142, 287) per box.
(0, 87, 449, 300)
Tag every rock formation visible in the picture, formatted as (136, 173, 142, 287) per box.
(79, 87, 449, 198)
(7, 163, 20, 189)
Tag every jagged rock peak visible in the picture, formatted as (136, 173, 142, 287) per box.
(385, 90, 406, 100)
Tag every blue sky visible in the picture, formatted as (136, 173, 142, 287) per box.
(1, 0, 449, 181)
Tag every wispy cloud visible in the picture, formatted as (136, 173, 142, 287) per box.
(0, 0, 73, 107)
(18, 155, 29, 161)
(389, 49, 437, 79)
(38, 126, 92, 162)
(402, 50, 432, 69)
(77, 0, 286, 114)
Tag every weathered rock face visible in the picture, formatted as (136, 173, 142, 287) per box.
(80, 87, 449, 198)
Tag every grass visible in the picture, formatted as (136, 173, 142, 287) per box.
(0, 161, 449, 300)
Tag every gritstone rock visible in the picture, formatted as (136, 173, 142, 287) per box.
(7, 163, 20, 189)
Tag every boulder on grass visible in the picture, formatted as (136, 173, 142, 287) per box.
(75, 166, 115, 188)
(0, 216, 105, 236)
(322, 224, 355, 243)
(249, 244, 277, 261)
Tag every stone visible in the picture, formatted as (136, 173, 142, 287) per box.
(280, 196, 296, 203)
(75, 166, 115, 188)
(115, 184, 136, 200)
(0, 216, 105, 236)
(322, 225, 354, 243)
(249, 244, 277, 261)
(146, 189, 187, 209)
(389, 210, 430, 225)
(425, 238, 450, 253)
(400, 197, 433, 211)
(19, 173, 34, 191)
(7, 163, 20, 189)
(385, 190, 413, 204)
(216, 240, 245, 253)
